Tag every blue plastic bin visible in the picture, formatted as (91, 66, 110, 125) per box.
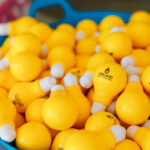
(0, 0, 131, 149)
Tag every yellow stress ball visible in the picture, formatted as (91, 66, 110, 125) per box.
(43, 87, 78, 130)
(16, 122, 52, 150)
(45, 30, 75, 49)
(75, 37, 97, 55)
(127, 22, 150, 48)
(10, 53, 42, 81)
(51, 128, 78, 150)
(113, 139, 141, 150)
(130, 10, 150, 24)
(26, 98, 46, 123)
(99, 15, 125, 31)
(85, 111, 119, 132)
(0, 87, 8, 98)
(116, 82, 150, 125)
(103, 32, 132, 59)
(141, 65, 150, 93)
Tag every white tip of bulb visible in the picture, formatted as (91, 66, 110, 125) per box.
(79, 72, 93, 89)
(106, 101, 116, 115)
(109, 125, 126, 143)
(127, 125, 139, 139)
(0, 23, 10, 35)
(50, 64, 64, 79)
(110, 27, 124, 33)
(51, 84, 65, 92)
(95, 44, 100, 53)
(0, 57, 10, 70)
(121, 56, 136, 69)
(128, 74, 140, 82)
(0, 124, 16, 143)
(125, 65, 141, 75)
(93, 32, 100, 37)
(75, 31, 85, 40)
(40, 76, 56, 93)
(40, 45, 49, 58)
(142, 120, 150, 128)
(64, 73, 78, 87)
(91, 102, 106, 114)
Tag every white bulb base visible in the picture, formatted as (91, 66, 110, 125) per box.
(75, 31, 85, 40)
(64, 73, 78, 87)
(121, 56, 136, 69)
(0, 23, 10, 35)
(110, 27, 124, 33)
(95, 44, 100, 53)
(128, 74, 140, 82)
(127, 125, 139, 140)
(106, 101, 116, 115)
(125, 65, 140, 75)
(142, 120, 150, 128)
(51, 84, 65, 92)
(91, 102, 106, 114)
(0, 57, 10, 70)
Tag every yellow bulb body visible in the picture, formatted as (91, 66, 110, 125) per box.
(93, 62, 127, 106)
(99, 15, 125, 31)
(85, 111, 119, 132)
(7, 33, 41, 60)
(45, 30, 75, 49)
(116, 82, 150, 124)
(47, 46, 75, 72)
(29, 23, 52, 42)
(65, 85, 91, 128)
(127, 22, 150, 48)
(113, 139, 141, 150)
(134, 127, 150, 150)
(87, 88, 94, 105)
(75, 38, 97, 55)
(10, 53, 42, 81)
(9, 16, 37, 35)
(0, 69, 18, 90)
(103, 32, 132, 59)
(76, 19, 98, 36)
(14, 112, 25, 128)
(16, 122, 51, 150)
(130, 49, 150, 67)
(51, 128, 78, 150)
(26, 98, 46, 123)
(43, 89, 78, 130)
(8, 80, 46, 113)
(130, 10, 150, 24)
(65, 129, 116, 150)
(0, 87, 8, 98)
(57, 24, 75, 35)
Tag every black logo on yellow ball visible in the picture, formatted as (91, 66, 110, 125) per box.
(12, 94, 24, 107)
(98, 68, 113, 81)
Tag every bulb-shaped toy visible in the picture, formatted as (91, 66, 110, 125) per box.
(43, 85, 78, 130)
(113, 139, 141, 150)
(0, 99, 16, 143)
(64, 73, 91, 128)
(51, 128, 78, 150)
(80, 53, 115, 89)
(14, 112, 25, 128)
(92, 62, 127, 113)
(65, 125, 126, 150)
(102, 32, 132, 59)
(116, 82, 150, 124)
(16, 122, 51, 150)
(75, 37, 97, 55)
(127, 125, 150, 150)
(8, 76, 56, 113)
(75, 19, 98, 40)
(99, 15, 125, 31)
(85, 111, 120, 132)
(44, 30, 75, 49)
(10, 53, 42, 81)
(0, 87, 8, 99)
(0, 16, 37, 36)
(129, 10, 150, 24)
(0, 69, 18, 90)
(47, 46, 76, 78)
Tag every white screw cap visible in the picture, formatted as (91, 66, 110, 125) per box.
(40, 76, 56, 93)
(75, 31, 85, 41)
(142, 120, 150, 128)
(95, 44, 100, 53)
(79, 72, 93, 89)
(50, 63, 64, 79)
(0, 57, 10, 70)
(64, 73, 78, 87)
(91, 102, 106, 114)
(110, 27, 124, 33)
(51, 84, 65, 92)
(106, 101, 116, 115)
(0, 124, 16, 143)
(109, 125, 126, 143)
(125, 65, 140, 75)
(0, 23, 10, 35)
(127, 125, 139, 139)
(128, 74, 140, 82)
(121, 56, 136, 69)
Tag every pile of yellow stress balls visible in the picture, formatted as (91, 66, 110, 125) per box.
(0, 10, 150, 150)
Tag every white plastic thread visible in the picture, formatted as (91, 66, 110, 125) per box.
(106, 101, 116, 115)
(51, 84, 65, 92)
(110, 27, 124, 33)
(125, 65, 140, 75)
(75, 31, 85, 41)
(40, 76, 56, 93)
(91, 102, 106, 114)
(64, 73, 78, 87)
(127, 125, 139, 140)
(121, 56, 136, 69)
(128, 74, 140, 82)
(0, 57, 10, 70)
(80, 72, 93, 89)
(50, 63, 64, 79)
